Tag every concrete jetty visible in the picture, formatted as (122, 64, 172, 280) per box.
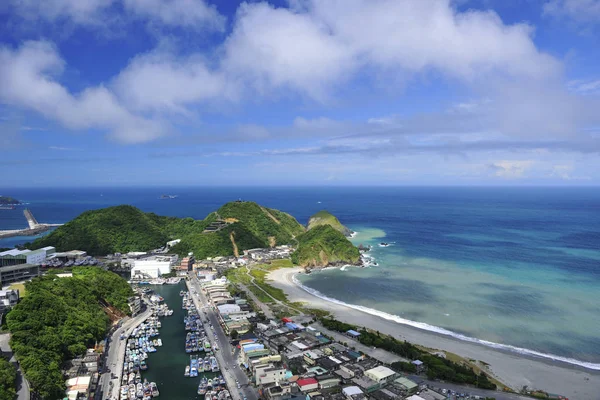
(0, 209, 63, 239)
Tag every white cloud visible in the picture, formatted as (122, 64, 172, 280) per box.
(0, 41, 165, 143)
(222, 0, 559, 99)
(489, 160, 535, 179)
(113, 50, 234, 114)
(568, 79, 600, 94)
(544, 0, 600, 25)
(6, 0, 225, 31)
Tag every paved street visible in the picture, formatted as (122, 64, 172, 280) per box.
(187, 275, 258, 400)
(0, 333, 30, 400)
(98, 306, 152, 400)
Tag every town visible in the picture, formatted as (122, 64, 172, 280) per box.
(0, 238, 552, 400)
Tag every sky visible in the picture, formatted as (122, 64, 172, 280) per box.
(1, 0, 600, 187)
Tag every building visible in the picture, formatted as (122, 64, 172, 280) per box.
(393, 377, 418, 394)
(0, 246, 55, 266)
(131, 255, 177, 279)
(0, 289, 19, 313)
(411, 360, 424, 373)
(176, 256, 194, 272)
(297, 377, 319, 392)
(365, 366, 397, 385)
(65, 375, 91, 400)
(317, 374, 340, 390)
(342, 386, 365, 400)
(346, 330, 361, 338)
(0, 264, 40, 287)
(128, 296, 141, 315)
(255, 364, 288, 385)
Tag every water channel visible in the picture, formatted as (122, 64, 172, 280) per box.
(140, 282, 219, 400)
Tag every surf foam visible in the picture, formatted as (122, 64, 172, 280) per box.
(292, 274, 600, 371)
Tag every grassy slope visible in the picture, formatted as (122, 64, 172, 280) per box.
(292, 225, 361, 267)
(307, 210, 353, 237)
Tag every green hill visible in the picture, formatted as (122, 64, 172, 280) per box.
(29, 205, 179, 255)
(291, 225, 361, 268)
(307, 210, 353, 237)
(0, 196, 20, 204)
(29, 201, 306, 258)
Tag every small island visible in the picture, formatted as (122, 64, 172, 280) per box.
(0, 196, 21, 205)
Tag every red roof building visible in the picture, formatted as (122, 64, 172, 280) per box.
(282, 317, 293, 323)
(297, 377, 318, 392)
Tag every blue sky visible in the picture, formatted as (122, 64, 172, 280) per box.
(1, 0, 600, 187)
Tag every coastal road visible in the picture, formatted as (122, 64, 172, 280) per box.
(0, 333, 30, 400)
(187, 275, 258, 400)
(98, 306, 152, 400)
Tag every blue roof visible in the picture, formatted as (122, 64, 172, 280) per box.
(347, 329, 361, 336)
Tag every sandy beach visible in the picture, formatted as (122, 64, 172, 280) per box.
(268, 267, 600, 400)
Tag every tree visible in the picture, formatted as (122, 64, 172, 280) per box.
(230, 330, 239, 340)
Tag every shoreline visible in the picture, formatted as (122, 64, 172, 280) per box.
(268, 267, 600, 400)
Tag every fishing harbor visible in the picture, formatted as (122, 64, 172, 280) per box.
(117, 297, 173, 400)
(181, 291, 232, 399)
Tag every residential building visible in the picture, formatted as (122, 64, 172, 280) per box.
(342, 386, 365, 400)
(297, 377, 319, 392)
(394, 377, 418, 394)
(365, 366, 397, 385)
(255, 364, 288, 385)
(128, 296, 141, 315)
(0, 289, 19, 313)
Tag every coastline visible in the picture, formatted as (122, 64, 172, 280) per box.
(268, 267, 600, 400)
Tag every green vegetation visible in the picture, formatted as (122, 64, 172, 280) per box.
(0, 196, 20, 205)
(6, 268, 133, 399)
(320, 317, 497, 390)
(30, 201, 306, 258)
(29, 205, 176, 255)
(0, 356, 17, 400)
(292, 225, 361, 267)
(307, 210, 353, 237)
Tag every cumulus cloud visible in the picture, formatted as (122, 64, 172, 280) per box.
(488, 160, 535, 179)
(113, 50, 235, 114)
(0, 41, 165, 143)
(222, 0, 559, 99)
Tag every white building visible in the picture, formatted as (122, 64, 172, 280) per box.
(131, 256, 176, 279)
(364, 366, 397, 384)
(254, 364, 287, 385)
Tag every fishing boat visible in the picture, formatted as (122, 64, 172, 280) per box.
(197, 377, 208, 395)
(150, 382, 159, 397)
(184, 365, 190, 377)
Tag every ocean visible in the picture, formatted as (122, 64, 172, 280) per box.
(2, 186, 599, 368)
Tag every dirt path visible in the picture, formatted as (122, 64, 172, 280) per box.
(229, 231, 239, 257)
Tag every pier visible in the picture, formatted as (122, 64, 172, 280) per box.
(0, 209, 63, 239)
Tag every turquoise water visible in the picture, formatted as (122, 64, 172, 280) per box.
(2, 187, 599, 367)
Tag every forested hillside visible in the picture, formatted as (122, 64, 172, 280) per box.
(6, 268, 133, 399)
(291, 225, 361, 267)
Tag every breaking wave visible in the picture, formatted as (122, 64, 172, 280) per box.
(291, 274, 600, 371)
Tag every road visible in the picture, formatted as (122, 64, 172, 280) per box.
(312, 322, 409, 365)
(188, 274, 258, 400)
(98, 306, 152, 400)
(413, 378, 534, 400)
(0, 333, 30, 400)
(237, 282, 275, 319)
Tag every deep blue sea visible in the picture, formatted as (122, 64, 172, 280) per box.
(2, 187, 599, 366)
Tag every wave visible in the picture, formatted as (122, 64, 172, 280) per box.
(350, 231, 358, 238)
(291, 274, 600, 371)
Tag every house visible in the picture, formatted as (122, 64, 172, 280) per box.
(297, 377, 319, 392)
(346, 330, 361, 338)
(342, 386, 364, 400)
(393, 376, 418, 394)
(0, 289, 19, 313)
(316, 374, 340, 390)
(364, 366, 397, 385)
